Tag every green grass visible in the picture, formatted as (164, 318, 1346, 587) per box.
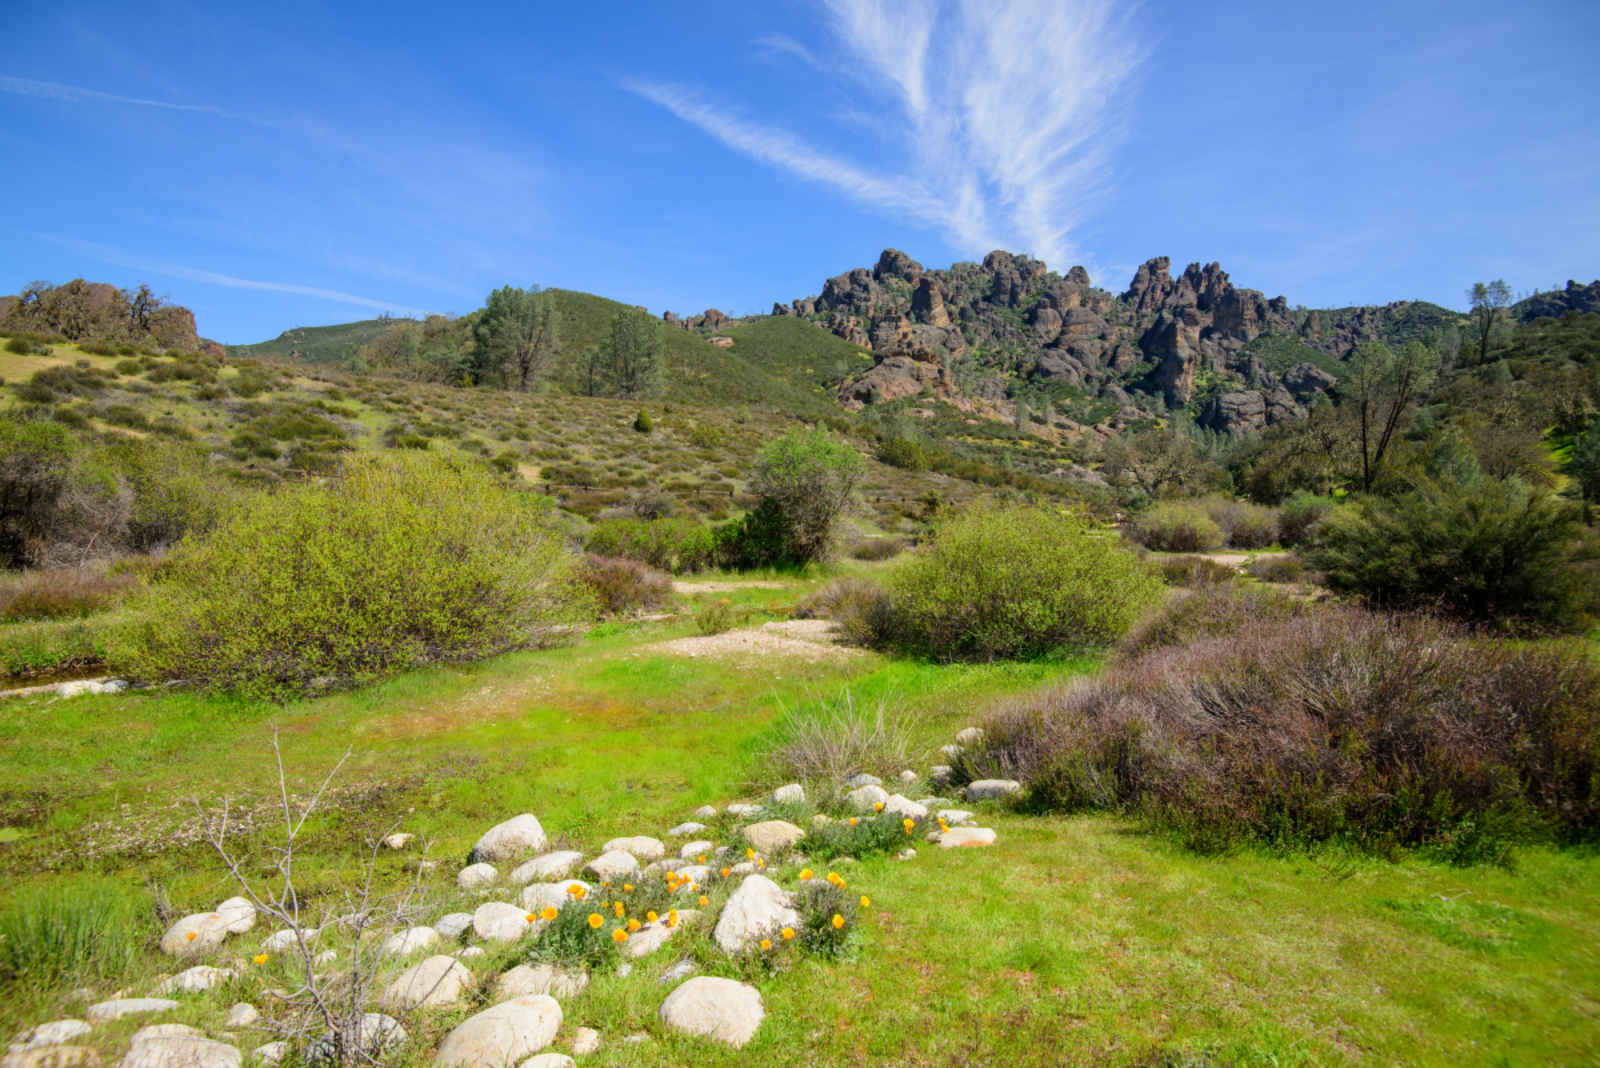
(2, 573, 1599, 1064)
(226, 318, 410, 364)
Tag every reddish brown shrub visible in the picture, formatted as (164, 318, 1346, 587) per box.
(0, 563, 140, 622)
(578, 554, 671, 617)
(960, 607, 1600, 858)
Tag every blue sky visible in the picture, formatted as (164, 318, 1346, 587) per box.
(2, 0, 1596, 343)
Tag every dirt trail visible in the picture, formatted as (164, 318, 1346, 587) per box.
(649, 619, 863, 663)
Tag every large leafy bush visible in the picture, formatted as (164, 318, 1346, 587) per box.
(881, 503, 1162, 660)
(114, 452, 587, 695)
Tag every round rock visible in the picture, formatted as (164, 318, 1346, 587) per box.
(519, 880, 590, 913)
(457, 863, 498, 890)
(224, 1004, 258, 1028)
(965, 779, 1021, 801)
(508, 851, 584, 885)
(494, 964, 588, 1001)
(15, 1021, 92, 1050)
(770, 783, 805, 805)
(85, 1000, 178, 1024)
(600, 836, 664, 862)
(844, 784, 889, 812)
(214, 898, 256, 935)
(434, 913, 474, 941)
(433, 996, 561, 1068)
(711, 875, 799, 955)
(471, 815, 548, 864)
(383, 956, 473, 1010)
(666, 821, 707, 837)
(740, 820, 804, 855)
(119, 1026, 240, 1068)
(158, 914, 230, 958)
(658, 976, 764, 1048)
(935, 826, 998, 848)
(581, 851, 638, 882)
(473, 902, 534, 943)
(378, 926, 439, 958)
(153, 966, 234, 995)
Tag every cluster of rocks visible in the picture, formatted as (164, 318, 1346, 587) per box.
(768, 246, 1457, 435)
(7, 736, 1015, 1067)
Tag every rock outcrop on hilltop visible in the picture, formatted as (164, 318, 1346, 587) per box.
(0, 278, 200, 351)
(766, 248, 1468, 434)
(1514, 279, 1600, 321)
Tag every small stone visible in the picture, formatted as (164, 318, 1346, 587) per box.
(214, 898, 256, 935)
(15, 1022, 92, 1050)
(508, 852, 584, 885)
(741, 820, 804, 856)
(658, 976, 764, 1048)
(252, 1044, 285, 1065)
(964, 779, 1021, 801)
(621, 922, 678, 960)
(569, 1028, 600, 1056)
(495, 965, 588, 1001)
(471, 814, 548, 864)
(666, 822, 707, 837)
(417, 860, 439, 873)
(581, 851, 638, 882)
(519, 880, 590, 913)
(383, 956, 474, 1010)
(158, 914, 229, 958)
(435, 913, 474, 940)
(85, 1000, 178, 1024)
(770, 783, 805, 805)
(382, 833, 413, 850)
(811, 813, 832, 827)
(724, 803, 760, 817)
(930, 765, 953, 784)
(844, 773, 881, 789)
(882, 794, 929, 820)
(516, 1057, 573, 1068)
(939, 743, 963, 759)
(621, 1034, 649, 1045)
(935, 826, 997, 848)
(224, 1005, 258, 1029)
(460, 947, 486, 961)
(153, 966, 234, 995)
(600, 836, 664, 862)
(613, 963, 632, 979)
(712, 875, 799, 954)
(937, 808, 975, 825)
(378, 926, 439, 958)
(898, 769, 918, 784)
(677, 840, 715, 860)
(954, 726, 985, 747)
(844, 784, 889, 812)
(457, 863, 498, 890)
(896, 848, 917, 861)
(659, 959, 697, 985)
(691, 805, 718, 820)
(313, 950, 337, 966)
(473, 902, 534, 943)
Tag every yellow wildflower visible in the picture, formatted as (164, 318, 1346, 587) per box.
(720, 867, 731, 878)
(697, 895, 710, 907)
(614, 901, 625, 918)
(627, 918, 641, 932)
(874, 802, 884, 812)
(540, 907, 558, 922)
(799, 868, 814, 880)
(831, 913, 845, 929)
(667, 910, 679, 927)
(760, 938, 772, 951)
(623, 883, 633, 892)
(646, 910, 659, 923)
(252, 952, 269, 965)
(848, 817, 860, 826)
(826, 872, 843, 886)
(859, 895, 871, 908)
(611, 928, 628, 943)
(780, 927, 795, 940)
(587, 913, 603, 929)
(903, 818, 915, 833)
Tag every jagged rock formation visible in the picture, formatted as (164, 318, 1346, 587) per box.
(1, 279, 199, 351)
(773, 249, 1469, 434)
(1515, 279, 1600, 321)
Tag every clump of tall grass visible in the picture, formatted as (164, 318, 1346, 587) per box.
(0, 876, 147, 984)
(758, 690, 915, 786)
(578, 554, 671, 617)
(0, 562, 142, 622)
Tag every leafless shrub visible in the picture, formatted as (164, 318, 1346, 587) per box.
(792, 577, 892, 647)
(577, 554, 671, 616)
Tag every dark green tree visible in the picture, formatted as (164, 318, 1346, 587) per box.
(473, 285, 557, 391)
(1467, 279, 1512, 366)
(746, 427, 866, 563)
(602, 310, 662, 398)
(1347, 340, 1439, 491)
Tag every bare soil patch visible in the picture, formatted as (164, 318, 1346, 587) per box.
(650, 619, 864, 663)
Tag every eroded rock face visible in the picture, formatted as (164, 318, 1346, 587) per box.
(658, 977, 765, 1048)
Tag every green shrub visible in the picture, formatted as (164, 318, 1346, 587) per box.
(881, 503, 1162, 660)
(1278, 491, 1334, 545)
(111, 452, 588, 696)
(1157, 555, 1239, 588)
(584, 516, 716, 573)
(848, 536, 906, 562)
(1128, 502, 1224, 552)
(1306, 477, 1585, 629)
(803, 810, 925, 861)
(693, 598, 735, 635)
(1200, 497, 1280, 548)
(1246, 554, 1304, 583)
(746, 427, 866, 564)
(633, 410, 653, 433)
(792, 577, 891, 646)
(0, 618, 103, 676)
(687, 423, 725, 448)
(795, 880, 857, 959)
(876, 437, 928, 471)
(524, 898, 621, 970)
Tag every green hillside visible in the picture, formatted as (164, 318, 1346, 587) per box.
(227, 318, 412, 364)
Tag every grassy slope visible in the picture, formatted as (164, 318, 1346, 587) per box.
(226, 319, 410, 364)
(2, 573, 1597, 1065)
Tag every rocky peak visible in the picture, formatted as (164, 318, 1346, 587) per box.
(873, 249, 923, 285)
(1122, 258, 1175, 319)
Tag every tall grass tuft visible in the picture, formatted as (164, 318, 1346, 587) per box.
(0, 877, 147, 984)
(758, 690, 915, 786)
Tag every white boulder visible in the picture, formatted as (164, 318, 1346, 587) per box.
(964, 779, 1021, 801)
(473, 902, 535, 943)
(600, 836, 664, 862)
(494, 964, 588, 1001)
(658, 977, 764, 1048)
(383, 956, 473, 1010)
(711, 875, 799, 955)
(508, 852, 584, 885)
(433, 996, 561, 1068)
(457, 863, 498, 890)
(472, 815, 548, 863)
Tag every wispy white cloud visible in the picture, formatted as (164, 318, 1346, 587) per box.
(41, 235, 432, 317)
(628, 0, 1142, 271)
(752, 34, 825, 72)
(0, 75, 254, 121)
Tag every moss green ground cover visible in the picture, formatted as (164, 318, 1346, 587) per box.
(2, 578, 1598, 1065)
